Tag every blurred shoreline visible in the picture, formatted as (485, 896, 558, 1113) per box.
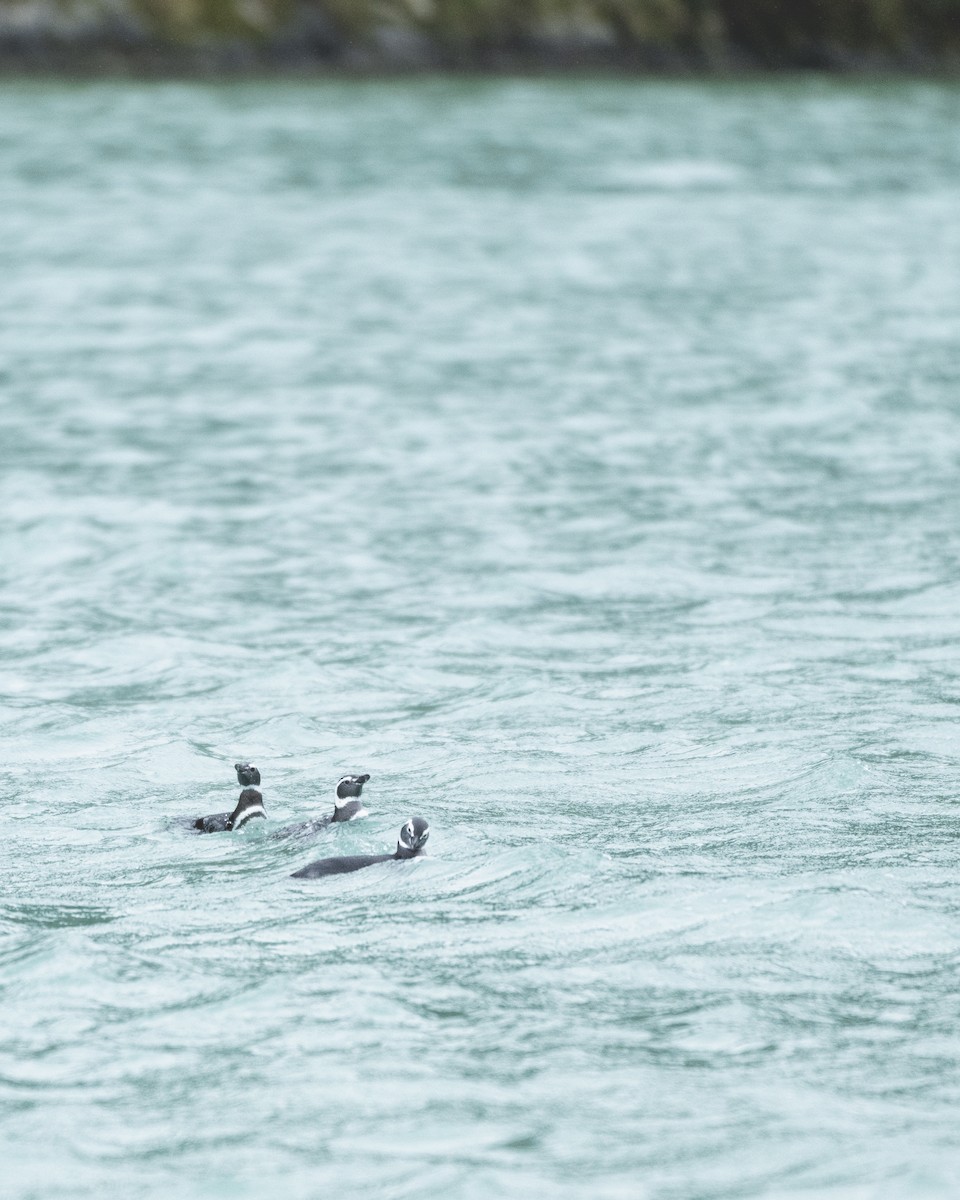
(1, 0, 959, 77)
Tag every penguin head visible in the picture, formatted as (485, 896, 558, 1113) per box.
(229, 788, 266, 831)
(335, 773, 370, 805)
(235, 762, 261, 787)
(396, 816, 429, 857)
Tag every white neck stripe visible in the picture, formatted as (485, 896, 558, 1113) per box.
(233, 806, 266, 829)
(334, 804, 368, 820)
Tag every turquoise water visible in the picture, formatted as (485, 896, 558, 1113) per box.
(2, 76, 960, 1198)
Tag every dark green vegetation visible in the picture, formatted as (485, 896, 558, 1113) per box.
(1, 0, 958, 72)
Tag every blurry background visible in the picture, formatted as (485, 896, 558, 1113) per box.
(2, 19, 960, 1200)
(1, 0, 959, 72)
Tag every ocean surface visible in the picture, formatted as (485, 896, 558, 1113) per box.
(2, 75, 960, 1199)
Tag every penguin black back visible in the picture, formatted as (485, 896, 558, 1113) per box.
(292, 852, 394, 878)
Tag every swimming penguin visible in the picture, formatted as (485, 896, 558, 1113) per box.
(290, 816, 429, 878)
(193, 788, 266, 833)
(272, 773, 371, 840)
(235, 762, 261, 787)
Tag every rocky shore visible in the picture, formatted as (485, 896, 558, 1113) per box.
(1, 0, 958, 75)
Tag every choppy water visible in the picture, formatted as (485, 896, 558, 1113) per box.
(2, 75, 960, 1198)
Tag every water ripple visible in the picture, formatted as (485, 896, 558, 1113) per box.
(3, 76, 960, 1199)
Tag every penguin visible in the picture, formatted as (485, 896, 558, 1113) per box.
(193, 788, 266, 833)
(290, 817, 429, 879)
(271, 773, 371, 840)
